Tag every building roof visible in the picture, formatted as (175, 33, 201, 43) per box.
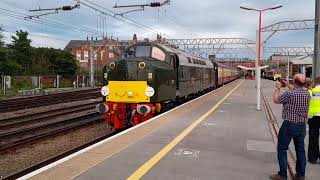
(64, 40, 88, 50)
(290, 55, 313, 65)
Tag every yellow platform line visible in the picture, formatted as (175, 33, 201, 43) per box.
(127, 80, 244, 180)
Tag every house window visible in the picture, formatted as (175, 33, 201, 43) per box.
(84, 51, 89, 61)
(94, 53, 97, 61)
(101, 51, 104, 60)
(76, 51, 81, 61)
(109, 52, 114, 58)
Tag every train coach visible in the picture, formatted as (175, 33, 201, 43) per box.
(97, 42, 243, 129)
(263, 69, 286, 80)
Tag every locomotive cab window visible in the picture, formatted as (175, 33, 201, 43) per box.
(136, 46, 151, 57)
(151, 47, 166, 61)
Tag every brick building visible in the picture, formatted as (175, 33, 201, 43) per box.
(64, 38, 124, 71)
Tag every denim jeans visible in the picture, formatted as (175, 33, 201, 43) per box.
(277, 120, 306, 178)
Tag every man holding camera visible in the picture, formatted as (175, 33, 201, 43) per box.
(270, 74, 310, 180)
(307, 77, 320, 164)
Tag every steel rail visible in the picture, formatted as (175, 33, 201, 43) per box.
(0, 112, 103, 153)
(0, 89, 100, 113)
(1, 129, 117, 180)
(0, 101, 101, 129)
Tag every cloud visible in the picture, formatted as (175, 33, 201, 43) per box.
(0, 0, 315, 50)
(2, 31, 69, 49)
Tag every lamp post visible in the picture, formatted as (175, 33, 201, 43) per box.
(240, 4, 282, 111)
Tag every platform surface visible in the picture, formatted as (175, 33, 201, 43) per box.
(262, 79, 320, 180)
(26, 79, 320, 180)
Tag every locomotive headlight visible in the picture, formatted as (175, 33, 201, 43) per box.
(145, 86, 155, 97)
(96, 103, 109, 114)
(138, 62, 146, 69)
(137, 105, 151, 115)
(101, 86, 109, 96)
(109, 62, 115, 69)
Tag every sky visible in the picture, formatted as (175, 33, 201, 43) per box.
(0, 0, 315, 55)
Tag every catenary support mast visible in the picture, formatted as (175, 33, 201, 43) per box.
(314, 0, 320, 79)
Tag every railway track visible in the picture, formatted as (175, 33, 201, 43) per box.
(2, 128, 117, 180)
(0, 88, 100, 113)
(0, 98, 106, 153)
(0, 101, 100, 130)
(0, 111, 103, 153)
(261, 91, 296, 180)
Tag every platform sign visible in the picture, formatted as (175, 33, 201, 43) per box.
(174, 148, 200, 158)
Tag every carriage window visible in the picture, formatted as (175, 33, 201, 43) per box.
(151, 47, 166, 61)
(136, 46, 151, 57)
(187, 57, 192, 63)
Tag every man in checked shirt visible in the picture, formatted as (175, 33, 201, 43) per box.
(270, 74, 310, 180)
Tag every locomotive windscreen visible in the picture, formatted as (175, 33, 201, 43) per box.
(122, 45, 166, 61)
(136, 46, 151, 57)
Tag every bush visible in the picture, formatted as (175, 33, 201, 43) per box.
(12, 79, 35, 90)
(59, 80, 73, 88)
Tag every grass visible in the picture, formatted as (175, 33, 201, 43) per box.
(0, 79, 76, 100)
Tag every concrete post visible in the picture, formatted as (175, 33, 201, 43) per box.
(256, 30, 261, 111)
(314, 0, 320, 79)
(38, 76, 41, 89)
(76, 75, 79, 88)
(1, 75, 5, 96)
(57, 75, 60, 89)
(287, 53, 290, 80)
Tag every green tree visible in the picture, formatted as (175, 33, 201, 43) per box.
(0, 25, 4, 47)
(0, 29, 78, 76)
(50, 50, 77, 75)
(32, 47, 78, 75)
(8, 30, 33, 75)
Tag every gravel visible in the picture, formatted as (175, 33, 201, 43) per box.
(0, 122, 112, 179)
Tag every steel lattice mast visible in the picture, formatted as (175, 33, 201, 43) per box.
(314, 0, 320, 79)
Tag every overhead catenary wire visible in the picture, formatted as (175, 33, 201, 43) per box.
(77, 0, 160, 35)
(0, 0, 97, 35)
(0, 7, 96, 35)
(0, 7, 97, 35)
(75, 0, 160, 40)
(3, 30, 69, 43)
(0, 0, 167, 43)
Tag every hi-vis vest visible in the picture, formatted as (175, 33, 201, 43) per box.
(308, 85, 320, 118)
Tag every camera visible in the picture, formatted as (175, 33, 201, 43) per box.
(276, 77, 286, 87)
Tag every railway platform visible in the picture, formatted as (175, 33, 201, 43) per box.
(21, 79, 319, 180)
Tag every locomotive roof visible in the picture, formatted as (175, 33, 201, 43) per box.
(126, 42, 239, 70)
(156, 43, 214, 68)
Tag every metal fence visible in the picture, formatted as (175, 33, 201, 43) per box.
(0, 75, 103, 97)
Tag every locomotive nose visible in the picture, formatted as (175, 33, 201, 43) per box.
(108, 60, 151, 80)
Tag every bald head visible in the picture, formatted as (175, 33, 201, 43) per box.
(293, 74, 305, 87)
